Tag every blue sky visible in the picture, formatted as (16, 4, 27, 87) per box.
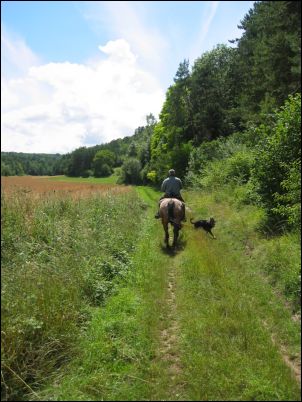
(2, 1, 255, 153)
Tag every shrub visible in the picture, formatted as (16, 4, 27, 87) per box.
(185, 133, 255, 189)
(119, 158, 142, 185)
(252, 93, 301, 231)
(224, 151, 254, 184)
(187, 149, 254, 190)
(233, 179, 261, 206)
(272, 160, 301, 229)
(93, 150, 115, 177)
(82, 169, 93, 178)
(146, 170, 157, 183)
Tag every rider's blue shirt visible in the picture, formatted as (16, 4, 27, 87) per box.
(161, 176, 182, 196)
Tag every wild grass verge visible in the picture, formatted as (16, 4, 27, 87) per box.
(186, 184, 301, 314)
(1, 186, 146, 401)
(179, 188, 301, 400)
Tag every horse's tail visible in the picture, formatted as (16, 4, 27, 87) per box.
(168, 200, 174, 222)
(168, 200, 182, 230)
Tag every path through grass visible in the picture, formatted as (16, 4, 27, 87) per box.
(35, 185, 301, 401)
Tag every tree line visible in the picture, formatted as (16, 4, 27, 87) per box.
(147, 0, 300, 181)
(1, 153, 63, 176)
(1, 114, 156, 182)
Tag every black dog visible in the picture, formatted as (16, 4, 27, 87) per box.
(190, 217, 216, 239)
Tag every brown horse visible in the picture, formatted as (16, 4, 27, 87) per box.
(159, 198, 184, 247)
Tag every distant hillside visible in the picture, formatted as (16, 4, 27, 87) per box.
(1, 152, 64, 176)
(1, 115, 155, 177)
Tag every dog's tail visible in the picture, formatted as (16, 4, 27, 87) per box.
(190, 217, 195, 224)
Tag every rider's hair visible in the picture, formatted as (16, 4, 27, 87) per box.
(169, 169, 175, 176)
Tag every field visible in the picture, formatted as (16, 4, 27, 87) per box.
(47, 173, 119, 185)
(1, 176, 301, 401)
(1, 175, 123, 195)
(1, 176, 145, 401)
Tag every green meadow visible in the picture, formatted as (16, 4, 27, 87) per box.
(47, 173, 119, 185)
(1, 178, 300, 401)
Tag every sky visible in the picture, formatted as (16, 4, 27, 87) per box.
(1, 1, 255, 154)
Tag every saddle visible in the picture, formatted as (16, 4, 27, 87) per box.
(162, 193, 185, 204)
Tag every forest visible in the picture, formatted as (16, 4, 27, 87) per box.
(1, 0, 301, 233)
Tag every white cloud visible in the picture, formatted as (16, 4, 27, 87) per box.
(1, 33, 164, 154)
(99, 38, 137, 64)
(1, 25, 41, 79)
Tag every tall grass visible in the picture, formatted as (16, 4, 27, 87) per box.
(186, 176, 301, 314)
(1, 187, 146, 401)
(34, 186, 300, 401)
(178, 189, 301, 400)
(251, 232, 301, 311)
(1, 183, 300, 401)
(30, 186, 174, 401)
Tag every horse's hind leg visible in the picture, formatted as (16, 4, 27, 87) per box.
(172, 226, 179, 247)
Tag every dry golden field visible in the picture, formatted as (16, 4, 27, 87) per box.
(1, 176, 130, 199)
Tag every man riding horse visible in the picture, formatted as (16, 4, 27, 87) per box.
(155, 169, 186, 221)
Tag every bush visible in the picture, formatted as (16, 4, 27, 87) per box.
(95, 163, 113, 177)
(187, 149, 254, 190)
(119, 158, 142, 185)
(272, 160, 301, 229)
(252, 93, 301, 231)
(146, 170, 157, 183)
(233, 179, 261, 206)
(93, 150, 115, 177)
(225, 151, 254, 184)
(82, 169, 93, 178)
(185, 133, 255, 189)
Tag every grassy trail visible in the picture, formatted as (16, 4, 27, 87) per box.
(39, 185, 300, 401)
(139, 186, 300, 401)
